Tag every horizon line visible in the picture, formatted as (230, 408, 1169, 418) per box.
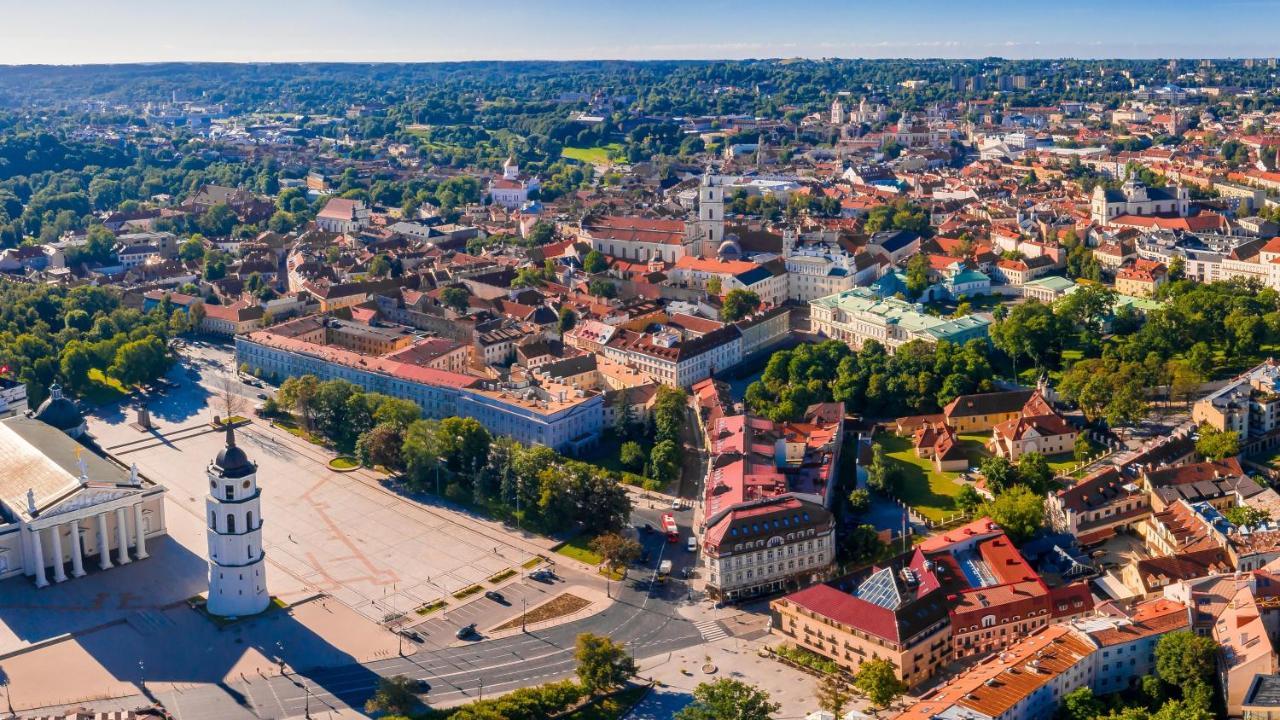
(0, 55, 1272, 68)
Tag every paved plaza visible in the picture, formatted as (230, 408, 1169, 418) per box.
(86, 406, 553, 627)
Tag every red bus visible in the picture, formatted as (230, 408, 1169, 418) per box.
(661, 513, 679, 543)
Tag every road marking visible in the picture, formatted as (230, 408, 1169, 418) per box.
(693, 618, 728, 642)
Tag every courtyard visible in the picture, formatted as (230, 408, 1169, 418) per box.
(879, 431, 1077, 522)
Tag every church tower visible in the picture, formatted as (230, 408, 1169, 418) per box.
(697, 169, 724, 257)
(503, 155, 519, 181)
(831, 97, 845, 125)
(205, 426, 268, 617)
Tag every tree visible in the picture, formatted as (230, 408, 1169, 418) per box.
(583, 249, 607, 274)
(866, 444, 901, 495)
(978, 456, 1018, 495)
(1168, 254, 1186, 281)
(587, 279, 617, 298)
(557, 307, 577, 335)
(815, 673, 853, 717)
(956, 484, 983, 512)
(574, 633, 636, 694)
(364, 675, 420, 716)
(1196, 424, 1240, 461)
(705, 276, 723, 297)
(721, 289, 761, 322)
(1057, 687, 1104, 720)
(1015, 452, 1053, 494)
(178, 236, 207, 262)
(440, 286, 470, 314)
(619, 440, 645, 472)
(108, 336, 169, 388)
(527, 221, 555, 246)
(1155, 631, 1218, 689)
(981, 485, 1045, 544)
(357, 423, 405, 469)
(368, 254, 394, 277)
(1167, 359, 1205, 407)
(198, 203, 237, 236)
(214, 374, 248, 422)
(1222, 505, 1270, 529)
(589, 532, 641, 572)
(848, 488, 871, 514)
(842, 523, 886, 563)
(1073, 433, 1096, 463)
(648, 439, 680, 483)
(854, 658, 906, 709)
(905, 252, 930, 300)
(676, 679, 779, 720)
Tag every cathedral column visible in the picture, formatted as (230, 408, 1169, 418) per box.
(132, 503, 148, 560)
(96, 512, 113, 570)
(49, 526, 67, 583)
(69, 520, 85, 578)
(114, 508, 131, 565)
(30, 527, 48, 588)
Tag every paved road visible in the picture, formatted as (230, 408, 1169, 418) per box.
(93, 583, 703, 720)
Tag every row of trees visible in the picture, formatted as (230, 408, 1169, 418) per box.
(270, 375, 632, 536)
(746, 338, 996, 421)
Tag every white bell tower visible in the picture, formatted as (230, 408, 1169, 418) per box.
(205, 426, 269, 617)
(698, 169, 724, 257)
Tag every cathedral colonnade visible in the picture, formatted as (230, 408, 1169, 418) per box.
(26, 501, 153, 587)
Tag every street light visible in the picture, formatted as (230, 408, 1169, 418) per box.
(521, 596, 528, 633)
(276, 641, 286, 676)
(304, 679, 312, 719)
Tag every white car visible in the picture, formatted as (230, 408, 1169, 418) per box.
(670, 499, 682, 511)
(687, 536, 698, 552)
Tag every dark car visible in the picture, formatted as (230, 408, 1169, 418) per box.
(414, 679, 430, 693)
(639, 551, 651, 564)
(484, 590, 506, 603)
(641, 523, 654, 534)
(455, 623, 478, 640)
(529, 569, 554, 583)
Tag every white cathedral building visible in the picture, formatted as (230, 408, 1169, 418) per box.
(0, 386, 167, 586)
(205, 425, 269, 617)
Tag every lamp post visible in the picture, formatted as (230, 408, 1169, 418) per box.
(304, 679, 311, 719)
(521, 596, 527, 633)
(276, 640, 286, 676)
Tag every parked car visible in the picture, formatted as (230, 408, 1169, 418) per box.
(484, 590, 505, 603)
(530, 569, 554, 583)
(455, 623, 478, 639)
(670, 499, 682, 511)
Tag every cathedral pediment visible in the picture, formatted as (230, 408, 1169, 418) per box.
(39, 487, 146, 520)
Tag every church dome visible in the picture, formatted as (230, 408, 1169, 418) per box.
(34, 384, 85, 433)
(213, 426, 255, 478)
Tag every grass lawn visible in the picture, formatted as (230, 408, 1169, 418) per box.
(881, 432, 989, 522)
(328, 456, 359, 470)
(1045, 453, 1078, 475)
(556, 536, 603, 565)
(83, 368, 128, 404)
(562, 143, 622, 164)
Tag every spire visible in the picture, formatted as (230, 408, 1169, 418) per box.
(225, 423, 236, 449)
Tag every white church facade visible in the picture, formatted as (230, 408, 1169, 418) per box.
(0, 389, 167, 586)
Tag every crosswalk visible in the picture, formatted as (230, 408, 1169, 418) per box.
(694, 618, 729, 642)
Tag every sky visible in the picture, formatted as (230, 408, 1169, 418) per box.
(1, 0, 1278, 65)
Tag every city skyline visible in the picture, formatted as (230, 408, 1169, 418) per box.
(2, 0, 1279, 65)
